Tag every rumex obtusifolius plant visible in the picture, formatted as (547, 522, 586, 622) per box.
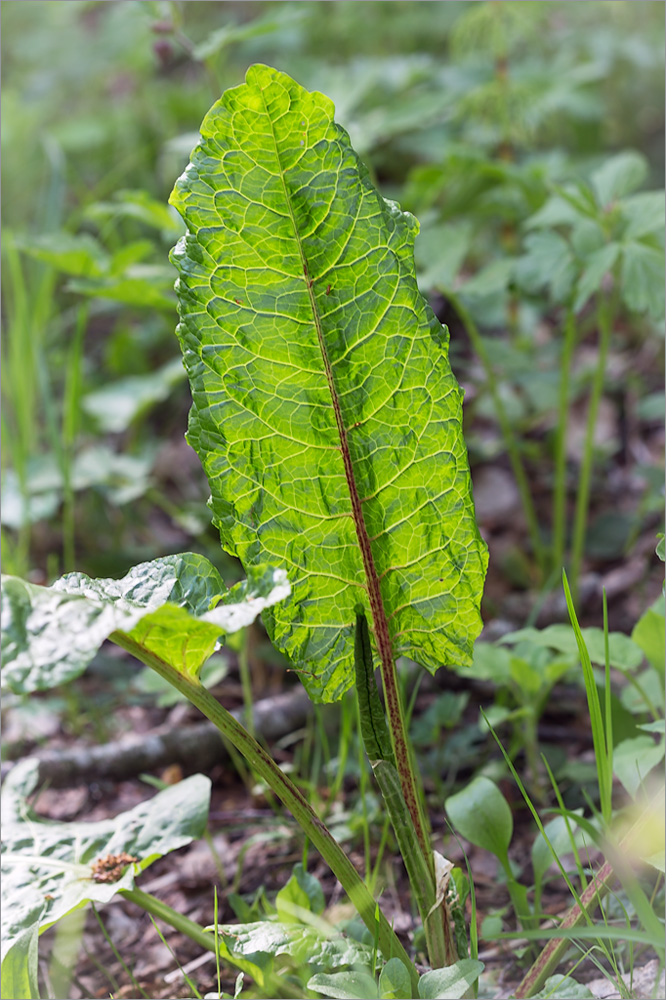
(169, 62, 487, 971)
(1, 64, 489, 996)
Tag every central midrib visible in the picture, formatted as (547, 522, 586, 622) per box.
(261, 97, 429, 859)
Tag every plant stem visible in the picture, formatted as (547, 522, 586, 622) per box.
(111, 632, 419, 993)
(445, 290, 546, 575)
(552, 305, 577, 575)
(238, 626, 254, 738)
(354, 611, 452, 968)
(569, 293, 614, 599)
(122, 887, 217, 955)
(514, 788, 665, 998)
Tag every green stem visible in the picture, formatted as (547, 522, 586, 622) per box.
(446, 290, 546, 575)
(552, 305, 577, 575)
(354, 612, 452, 968)
(111, 632, 419, 993)
(514, 788, 665, 998)
(122, 887, 217, 955)
(570, 293, 614, 599)
(238, 626, 254, 738)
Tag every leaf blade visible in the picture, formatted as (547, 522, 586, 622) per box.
(170, 64, 487, 703)
(1, 554, 289, 693)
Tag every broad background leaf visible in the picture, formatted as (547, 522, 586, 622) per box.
(170, 64, 487, 703)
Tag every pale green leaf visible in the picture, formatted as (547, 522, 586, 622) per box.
(573, 242, 620, 312)
(379, 958, 412, 999)
(515, 230, 575, 304)
(275, 863, 325, 921)
(13, 232, 108, 278)
(499, 624, 644, 671)
(525, 194, 585, 230)
(460, 258, 513, 299)
(445, 777, 512, 866)
(532, 974, 596, 999)
(418, 959, 484, 999)
(591, 151, 648, 206)
(84, 189, 184, 238)
(415, 221, 472, 292)
(613, 735, 665, 798)
(531, 812, 584, 888)
(620, 239, 666, 320)
(82, 357, 186, 433)
(169, 65, 487, 703)
(631, 597, 665, 673)
(620, 191, 666, 241)
(1, 554, 289, 692)
(309, 970, 379, 1000)
(0, 926, 40, 1000)
(67, 266, 176, 312)
(1, 758, 210, 963)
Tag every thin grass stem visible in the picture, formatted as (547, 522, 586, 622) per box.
(445, 289, 546, 575)
(552, 304, 577, 574)
(91, 902, 149, 1000)
(570, 293, 614, 598)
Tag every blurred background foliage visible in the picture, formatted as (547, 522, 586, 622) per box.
(2, 0, 664, 600)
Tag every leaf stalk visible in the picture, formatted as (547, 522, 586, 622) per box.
(111, 631, 419, 993)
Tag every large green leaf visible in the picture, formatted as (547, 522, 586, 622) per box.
(170, 64, 487, 703)
(1, 758, 210, 963)
(1, 553, 289, 693)
(211, 919, 373, 988)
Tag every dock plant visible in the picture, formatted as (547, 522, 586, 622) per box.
(4, 65, 661, 1000)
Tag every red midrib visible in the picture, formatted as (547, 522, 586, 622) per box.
(261, 94, 429, 858)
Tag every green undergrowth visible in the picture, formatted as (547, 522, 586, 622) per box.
(1, 4, 665, 999)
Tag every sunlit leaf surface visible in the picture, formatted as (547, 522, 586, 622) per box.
(170, 64, 487, 702)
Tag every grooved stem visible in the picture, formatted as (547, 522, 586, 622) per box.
(111, 631, 418, 989)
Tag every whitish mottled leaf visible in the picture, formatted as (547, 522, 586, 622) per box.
(211, 920, 373, 977)
(170, 65, 487, 703)
(1, 758, 210, 962)
(1, 554, 289, 693)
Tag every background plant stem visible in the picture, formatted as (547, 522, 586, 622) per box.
(445, 290, 547, 576)
(552, 304, 577, 575)
(570, 293, 614, 598)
